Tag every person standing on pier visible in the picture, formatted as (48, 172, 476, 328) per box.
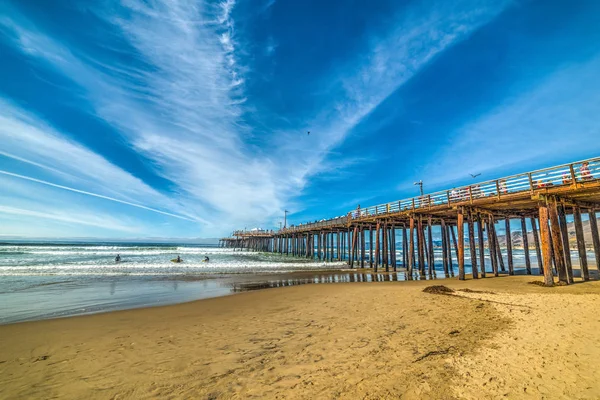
(580, 161, 593, 180)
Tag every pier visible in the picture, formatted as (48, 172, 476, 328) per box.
(221, 157, 600, 286)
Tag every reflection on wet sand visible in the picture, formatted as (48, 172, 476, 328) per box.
(229, 270, 437, 292)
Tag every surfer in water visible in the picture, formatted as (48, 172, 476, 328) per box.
(176, 255, 182, 263)
(115, 254, 121, 263)
(203, 256, 210, 262)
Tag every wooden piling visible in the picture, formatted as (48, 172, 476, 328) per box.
(369, 226, 374, 268)
(427, 216, 434, 277)
(408, 216, 415, 279)
(477, 214, 486, 278)
(383, 222, 389, 272)
(457, 208, 465, 280)
(557, 204, 573, 282)
(375, 221, 381, 271)
(417, 216, 425, 277)
(361, 228, 366, 268)
(441, 219, 449, 277)
(548, 199, 569, 284)
(402, 225, 408, 272)
(487, 217, 499, 277)
(588, 210, 600, 272)
(530, 217, 543, 275)
(391, 225, 397, 272)
(538, 205, 554, 286)
(520, 217, 532, 274)
(573, 207, 589, 281)
(468, 211, 479, 279)
(505, 218, 514, 275)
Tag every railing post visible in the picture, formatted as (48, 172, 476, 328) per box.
(428, 195, 432, 209)
(446, 191, 450, 206)
(386, 203, 390, 213)
(468, 186, 473, 204)
(412, 198, 416, 210)
(528, 173, 534, 194)
(569, 164, 577, 186)
(495, 180, 501, 200)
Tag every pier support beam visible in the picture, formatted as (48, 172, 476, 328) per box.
(417, 217, 425, 277)
(427, 217, 434, 278)
(505, 218, 514, 275)
(548, 199, 569, 284)
(408, 216, 415, 279)
(557, 204, 573, 282)
(531, 217, 543, 275)
(441, 219, 449, 278)
(374, 222, 381, 272)
(477, 214, 486, 278)
(521, 217, 532, 274)
(369, 226, 373, 268)
(468, 210, 479, 279)
(573, 207, 589, 281)
(457, 208, 465, 280)
(589, 210, 600, 272)
(538, 205, 555, 286)
(487, 216, 499, 277)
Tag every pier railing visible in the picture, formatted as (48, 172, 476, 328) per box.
(266, 157, 600, 234)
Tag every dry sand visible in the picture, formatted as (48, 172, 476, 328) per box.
(1, 275, 600, 399)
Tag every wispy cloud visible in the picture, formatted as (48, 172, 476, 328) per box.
(270, 0, 512, 188)
(0, 0, 511, 234)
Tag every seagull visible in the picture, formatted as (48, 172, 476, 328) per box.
(307, 131, 310, 135)
(470, 173, 481, 178)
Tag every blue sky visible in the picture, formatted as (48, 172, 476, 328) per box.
(1, 0, 599, 239)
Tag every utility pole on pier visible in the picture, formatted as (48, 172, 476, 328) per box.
(414, 180, 424, 196)
(279, 222, 282, 231)
(284, 210, 289, 228)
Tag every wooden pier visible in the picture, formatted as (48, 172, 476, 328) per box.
(220, 157, 600, 286)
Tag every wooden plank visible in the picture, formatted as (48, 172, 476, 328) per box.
(589, 210, 600, 272)
(548, 199, 569, 284)
(505, 218, 514, 275)
(477, 214, 486, 278)
(530, 217, 543, 275)
(573, 207, 589, 281)
(468, 210, 479, 279)
(457, 208, 465, 280)
(558, 204, 573, 282)
(538, 205, 555, 286)
(520, 217, 532, 274)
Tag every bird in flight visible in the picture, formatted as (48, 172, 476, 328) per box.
(307, 131, 310, 135)
(470, 173, 481, 178)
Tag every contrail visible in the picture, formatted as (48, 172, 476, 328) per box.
(0, 170, 196, 222)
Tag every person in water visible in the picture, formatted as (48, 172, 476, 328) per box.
(204, 256, 210, 262)
(176, 255, 182, 263)
(115, 254, 121, 262)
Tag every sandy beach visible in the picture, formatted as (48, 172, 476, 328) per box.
(1, 274, 600, 399)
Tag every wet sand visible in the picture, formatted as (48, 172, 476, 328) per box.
(1, 275, 600, 399)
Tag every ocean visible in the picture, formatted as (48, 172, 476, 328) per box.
(0, 242, 345, 324)
(0, 242, 590, 325)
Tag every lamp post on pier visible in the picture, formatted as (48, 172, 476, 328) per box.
(414, 180, 424, 196)
(284, 210, 289, 228)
